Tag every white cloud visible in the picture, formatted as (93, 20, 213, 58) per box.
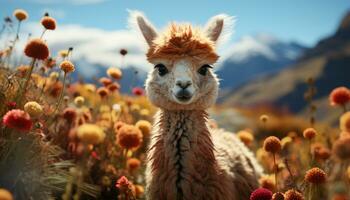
(30, 0, 107, 5)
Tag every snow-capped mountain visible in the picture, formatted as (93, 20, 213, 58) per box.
(216, 34, 306, 92)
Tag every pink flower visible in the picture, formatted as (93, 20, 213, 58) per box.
(250, 188, 273, 200)
(115, 176, 130, 191)
(132, 87, 144, 96)
(2, 109, 32, 131)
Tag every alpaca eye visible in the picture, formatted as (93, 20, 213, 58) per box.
(198, 64, 212, 76)
(155, 64, 168, 76)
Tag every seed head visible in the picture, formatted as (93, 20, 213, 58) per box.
(305, 167, 327, 184)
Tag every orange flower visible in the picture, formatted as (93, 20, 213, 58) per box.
(0, 188, 13, 200)
(99, 77, 112, 86)
(41, 15, 56, 30)
(333, 136, 350, 160)
(24, 38, 49, 60)
(97, 87, 109, 98)
(237, 130, 254, 146)
(59, 60, 75, 73)
(340, 112, 350, 132)
(127, 158, 141, 171)
(263, 136, 281, 154)
(303, 128, 317, 140)
(284, 189, 304, 200)
(329, 86, 350, 106)
(13, 9, 28, 21)
(107, 67, 123, 80)
(116, 124, 143, 150)
(305, 167, 327, 184)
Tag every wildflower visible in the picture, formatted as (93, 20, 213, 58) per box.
(132, 87, 144, 96)
(24, 38, 49, 60)
(120, 49, 128, 56)
(263, 136, 282, 154)
(63, 108, 76, 122)
(140, 108, 150, 117)
(85, 84, 96, 92)
(259, 175, 276, 192)
(59, 60, 75, 73)
(115, 176, 130, 191)
(74, 96, 85, 107)
(272, 192, 284, 200)
(112, 104, 122, 113)
(281, 136, 292, 149)
(130, 104, 141, 112)
(97, 87, 109, 98)
(107, 67, 122, 80)
(116, 124, 143, 150)
(237, 130, 254, 146)
(127, 158, 141, 171)
(13, 9, 28, 21)
(49, 71, 59, 79)
(2, 109, 32, 132)
(333, 136, 350, 160)
(24, 101, 43, 117)
(312, 145, 331, 161)
(329, 86, 350, 107)
(135, 120, 152, 136)
(135, 185, 144, 198)
(303, 128, 317, 140)
(250, 188, 273, 200)
(260, 114, 269, 123)
(114, 121, 125, 131)
(6, 102, 17, 109)
(284, 190, 304, 200)
(77, 124, 105, 145)
(16, 65, 30, 77)
(58, 50, 69, 58)
(305, 167, 327, 184)
(99, 77, 112, 86)
(107, 82, 120, 92)
(41, 15, 56, 30)
(340, 112, 350, 132)
(0, 188, 13, 200)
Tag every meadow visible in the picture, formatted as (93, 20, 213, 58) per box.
(0, 9, 349, 200)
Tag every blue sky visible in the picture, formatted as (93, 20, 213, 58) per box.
(2, 0, 350, 46)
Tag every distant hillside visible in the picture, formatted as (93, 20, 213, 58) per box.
(217, 34, 306, 95)
(223, 11, 350, 123)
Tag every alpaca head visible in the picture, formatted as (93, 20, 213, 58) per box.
(131, 11, 234, 110)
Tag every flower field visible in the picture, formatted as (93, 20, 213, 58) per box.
(0, 8, 349, 200)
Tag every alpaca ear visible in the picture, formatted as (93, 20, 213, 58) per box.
(128, 10, 158, 46)
(204, 14, 235, 44)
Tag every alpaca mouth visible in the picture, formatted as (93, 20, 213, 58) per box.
(174, 90, 193, 103)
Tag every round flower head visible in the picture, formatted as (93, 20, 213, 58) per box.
(259, 175, 276, 192)
(305, 167, 327, 184)
(74, 96, 85, 107)
(135, 120, 152, 137)
(24, 101, 43, 117)
(85, 84, 96, 93)
(49, 71, 59, 79)
(41, 15, 56, 30)
(0, 188, 13, 200)
(59, 60, 75, 73)
(260, 114, 269, 123)
(132, 87, 144, 96)
(250, 188, 273, 200)
(333, 136, 350, 160)
(140, 108, 150, 117)
(59, 50, 69, 58)
(107, 82, 120, 92)
(2, 109, 32, 132)
(263, 136, 282, 154)
(99, 77, 112, 86)
(284, 190, 304, 200)
(120, 49, 128, 56)
(24, 38, 49, 60)
(303, 128, 317, 140)
(272, 192, 284, 200)
(107, 67, 122, 80)
(13, 9, 28, 21)
(62, 107, 77, 122)
(135, 185, 144, 198)
(116, 124, 143, 150)
(329, 86, 350, 106)
(97, 87, 109, 98)
(127, 158, 141, 171)
(115, 176, 130, 191)
(237, 130, 254, 146)
(77, 124, 105, 145)
(340, 112, 350, 132)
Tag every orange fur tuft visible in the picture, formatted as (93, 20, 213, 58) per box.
(147, 23, 219, 63)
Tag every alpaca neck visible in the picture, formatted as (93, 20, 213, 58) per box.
(148, 109, 219, 199)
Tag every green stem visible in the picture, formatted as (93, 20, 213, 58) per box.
(16, 58, 36, 104)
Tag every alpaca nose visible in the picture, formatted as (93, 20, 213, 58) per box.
(176, 80, 192, 89)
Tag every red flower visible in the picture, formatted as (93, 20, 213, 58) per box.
(6, 102, 16, 109)
(250, 188, 273, 200)
(2, 109, 32, 131)
(91, 151, 100, 160)
(329, 86, 350, 106)
(115, 176, 130, 191)
(132, 87, 144, 96)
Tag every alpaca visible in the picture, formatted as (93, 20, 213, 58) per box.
(130, 11, 263, 200)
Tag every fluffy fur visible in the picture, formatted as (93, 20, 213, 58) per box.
(130, 10, 263, 200)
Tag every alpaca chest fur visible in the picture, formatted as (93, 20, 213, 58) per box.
(146, 110, 261, 200)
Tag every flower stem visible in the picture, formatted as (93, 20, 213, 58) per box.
(53, 72, 67, 114)
(16, 58, 36, 104)
(273, 153, 278, 191)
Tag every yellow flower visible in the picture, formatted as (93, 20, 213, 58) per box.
(74, 96, 85, 107)
(140, 109, 150, 117)
(0, 188, 13, 200)
(59, 50, 69, 58)
(84, 84, 96, 93)
(77, 124, 105, 145)
(237, 130, 254, 146)
(281, 136, 292, 149)
(49, 72, 59, 79)
(59, 60, 75, 73)
(135, 120, 152, 136)
(13, 9, 28, 21)
(340, 112, 350, 132)
(107, 67, 122, 80)
(24, 101, 43, 117)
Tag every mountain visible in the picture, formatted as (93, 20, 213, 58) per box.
(216, 34, 306, 94)
(222, 11, 350, 123)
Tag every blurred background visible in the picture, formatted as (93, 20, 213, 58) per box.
(1, 0, 350, 128)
